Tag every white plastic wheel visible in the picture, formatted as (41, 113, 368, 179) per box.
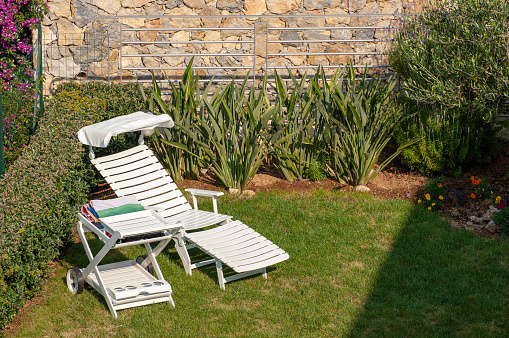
(66, 267, 84, 295)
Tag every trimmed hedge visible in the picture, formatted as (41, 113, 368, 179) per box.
(0, 82, 145, 331)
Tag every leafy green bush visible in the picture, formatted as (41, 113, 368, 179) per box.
(390, 0, 509, 174)
(0, 82, 145, 331)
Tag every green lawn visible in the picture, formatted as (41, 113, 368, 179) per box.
(7, 190, 509, 337)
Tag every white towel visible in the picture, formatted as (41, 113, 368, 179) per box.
(77, 111, 174, 148)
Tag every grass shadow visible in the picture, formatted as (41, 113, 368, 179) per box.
(348, 206, 509, 336)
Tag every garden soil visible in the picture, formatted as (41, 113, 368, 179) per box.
(179, 144, 509, 239)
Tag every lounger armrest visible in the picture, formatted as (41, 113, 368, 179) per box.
(185, 188, 224, 198)
(185, 188, 224, 213)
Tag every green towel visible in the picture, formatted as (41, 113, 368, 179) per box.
(96, 204, 145, 218)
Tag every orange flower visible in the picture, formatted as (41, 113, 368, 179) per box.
(470, 176, 475, 181)
(471, 193, 476, 199)
(437, 183, 442, 188)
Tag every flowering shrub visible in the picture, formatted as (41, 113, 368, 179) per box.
(1, 0, 48, 171)
(0, 0, 48, 89)
(417, 177, 446, 211)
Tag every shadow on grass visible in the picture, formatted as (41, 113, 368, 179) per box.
(349, 206, 509, 336)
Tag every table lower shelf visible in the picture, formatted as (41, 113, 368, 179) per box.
(86, 260, 172, 309)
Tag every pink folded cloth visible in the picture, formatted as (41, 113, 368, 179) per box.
(90, 196, 140, 211)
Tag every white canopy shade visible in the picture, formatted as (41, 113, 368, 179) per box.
(77, 111, 174, 148)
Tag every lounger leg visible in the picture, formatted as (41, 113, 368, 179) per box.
(262, 268, 267, 279)
(215, 260, 226, 290)
(174, 233, 192, 275)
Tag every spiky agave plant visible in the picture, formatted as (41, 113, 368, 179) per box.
(326, 62, 417, 187)
(137, 58, 211, 182)
(270, 67, 333, 181)
(187, 74, 290, 191)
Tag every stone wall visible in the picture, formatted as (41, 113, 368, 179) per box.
(40, 0, 422, 92)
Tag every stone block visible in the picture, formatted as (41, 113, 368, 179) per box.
(47, 56, 81, 77)
(267, 0, 292, 15)
(170, 31, 190, 48)
(223, 36, 241, 50)
(324, 7, 350, 26)
(48, 0, 72, 18)
(279, 31, 301, 47)
(165, 0, 183, 9)
(57, 19, 83, 46)
(46, 41, 62, 60)
(307, 54, 329, 66)
(216, 0, 244, 13)
(42, 25, 57, 43)
(90, 58, 118, 77)
(380, 0, 403, 14)
(204, 31, 223, 54)
(71, 0, 98, 28)
(355, 28, 375, 40)
(349, 0, 366, 12)
(144, 3, 163, 16)
(303, 30, 331, 42)
(162, 8, 201, 27)
(142, 56, 161, 68)
(121, 45, 143, 68)
(118, 17, 146, 28)
(284, 13, 325, 27)
(351, 2, 382, 26)
(162, 53, 186, 67)
(183, 0, 205, 8)
(220, 18, 250, 37)
(200, 6, 222, 27)
(86, 0, 121, 14)
(325, 44, 354, 66)
(70, 45, 109, 63)
(285, 46, 306, 66)
(244, 0, 266, 16)
(303, 0, 338, 11)
(139, 30, 158, 42)
(331, 27, 353, 41)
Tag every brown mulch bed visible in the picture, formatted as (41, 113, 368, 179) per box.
(179, 145, 509, 239)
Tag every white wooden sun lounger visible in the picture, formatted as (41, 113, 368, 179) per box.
(91, 144, 289, 289)
(77, 111, 289, 290)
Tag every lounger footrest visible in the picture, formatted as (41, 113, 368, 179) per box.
(107, 280, 171, 302)
(87, 260, 172, 305)
(186, 221, 289, 273)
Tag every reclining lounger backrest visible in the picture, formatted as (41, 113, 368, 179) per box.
(91, 145, 193, 219)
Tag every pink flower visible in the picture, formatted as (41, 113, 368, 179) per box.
(497, 202, 507, 210)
